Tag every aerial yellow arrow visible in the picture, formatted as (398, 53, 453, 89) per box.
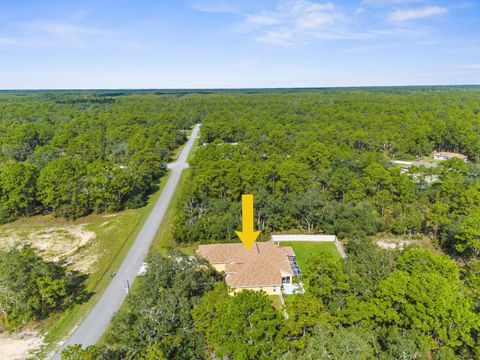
(235, 194, 260, 250)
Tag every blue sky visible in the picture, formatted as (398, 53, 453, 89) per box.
(0, 0, 478, 88)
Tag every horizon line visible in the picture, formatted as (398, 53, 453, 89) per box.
(1, 84, 480, 92)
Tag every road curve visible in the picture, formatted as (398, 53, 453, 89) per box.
(53, 124, 200, 358)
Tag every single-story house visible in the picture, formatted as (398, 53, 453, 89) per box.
(390, 160, 439, 183)
(433, 152, 467, 162)
(196, 241, 301, 295)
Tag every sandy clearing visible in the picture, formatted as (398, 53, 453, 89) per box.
(0, 225, 96, 273)
(0, 224, 97, 358)
(375, 233, 434, 251)
(376, 239, 416, 250)
(0, 330, 43, 360)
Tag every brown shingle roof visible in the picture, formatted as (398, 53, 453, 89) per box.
(196, 242, 295, 287)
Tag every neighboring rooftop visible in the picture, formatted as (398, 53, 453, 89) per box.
(196, 242, 295, 288)
(391, 160, 414, 166)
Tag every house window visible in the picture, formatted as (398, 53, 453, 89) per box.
(282, 276, 290, 284)
(273, 286, 276, 292)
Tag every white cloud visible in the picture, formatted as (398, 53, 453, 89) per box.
(362, 0, 425, 6)
(192, 0, 448, 46)
(18, 21, 114, 45)
(0, 20, 118, 49)
(0, 35, 54, 48)
(388, 6, 448, 22)
(234, 0, 347, 45)
(26, 21, 110, 38)
(0, 37, 22, 45)
(245, 15, 283, 26)
(344, 44, 384, 53)
(279, 0, 335, 14)
(256, 29, 295, 45)
(189, 0, 243, 14)
(295, 11, 337, 29)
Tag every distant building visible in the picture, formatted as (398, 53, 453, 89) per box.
(391, 160, 439, 183)
(196, 242, 301, 295)
(391, 160, 437, 170)
(433, 152, 467, 162)
(391, 160, 413, 174)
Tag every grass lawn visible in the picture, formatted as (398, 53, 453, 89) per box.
(279, 241, 341, 270)
(149, 168, 192, 256)
(149, 168, 201, 258)
(268, 295, 284, 311)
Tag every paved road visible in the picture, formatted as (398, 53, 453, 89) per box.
(53, 124, 200, 359)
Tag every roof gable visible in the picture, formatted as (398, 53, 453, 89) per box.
(197, 242, 295, 287)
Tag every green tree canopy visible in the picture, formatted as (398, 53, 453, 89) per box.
(0, 246, 87, 329)
(193, 286, 288, 359)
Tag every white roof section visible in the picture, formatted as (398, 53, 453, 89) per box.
(391, 160, 413, 166)
(271, 234, 337, 242)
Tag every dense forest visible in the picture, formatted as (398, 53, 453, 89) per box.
(0, 93, 194, 221)
(171, 90, 480, 259)
(0, 89, 479, 358)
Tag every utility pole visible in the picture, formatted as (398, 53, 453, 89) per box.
(125, 279, 130, 295)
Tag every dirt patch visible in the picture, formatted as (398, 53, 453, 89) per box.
(103, 213, 121, 218)
(0, 330, 43, 360)
(376, 239, 416, 250)
(375, 234, 434, 251)
(0, 225, 96, 273)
